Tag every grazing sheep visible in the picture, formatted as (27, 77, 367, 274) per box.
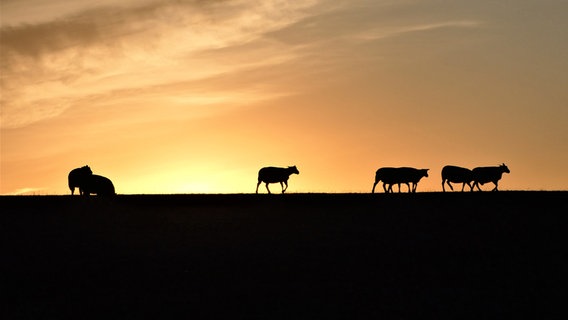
(68, 165, 93, 195)
(256, 166, 299, 194)
(472, 163, 510, 192)
(372, 167, 429, 193)
(82, 174, 116, 196)
(441, 165, 473, 192)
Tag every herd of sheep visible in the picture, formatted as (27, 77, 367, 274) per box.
(68, 163, 510, 196)
(373, 164, 510, 194)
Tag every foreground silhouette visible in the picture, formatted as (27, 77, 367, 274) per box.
(3, 192, 566, 319)
(68, 165, 92, 195)
(372, 167, 429, 193)
(472, 163, 510, 191)
(256, 166, 299, 194)
(441, 165, 473, 192)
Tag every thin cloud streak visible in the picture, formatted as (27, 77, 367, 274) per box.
(1, 0, 156, 25)
(354, 20, 484, 41)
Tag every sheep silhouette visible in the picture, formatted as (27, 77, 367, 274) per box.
(68, 165, 93, 195)
(441, 165, 473, 192)
(256, 166, 299, 194)
(82, 174, 116, 196)
(372, 167, 429, 193)
(472, 163, 510, 191)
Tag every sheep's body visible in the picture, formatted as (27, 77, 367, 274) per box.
(82, 174, 116, 196)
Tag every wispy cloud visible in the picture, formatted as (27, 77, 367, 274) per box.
(355, 20, 483, 41)
(1, 0, 321, 129)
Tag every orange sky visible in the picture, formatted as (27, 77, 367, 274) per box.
(1, 0, 567, 194)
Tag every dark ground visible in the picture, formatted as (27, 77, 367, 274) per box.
(1, 192, 567, 319)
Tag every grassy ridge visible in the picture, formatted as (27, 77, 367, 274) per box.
(2, 192, 567, 318)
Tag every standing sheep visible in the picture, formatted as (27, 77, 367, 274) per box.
(441, 165, 473, 192)
(372, 167, 429, 193)
(68, 165, 93, 195)
(256, 166, 300, 194)
(372, 167, 397, 193)
(390, 167, 429, 193)
(472, 163, 510, 191)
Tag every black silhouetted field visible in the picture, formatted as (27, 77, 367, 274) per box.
(2, 192, 567, 319)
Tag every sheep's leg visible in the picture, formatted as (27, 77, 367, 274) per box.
(281, 181, 288, 193)
(442, 180, 450, 192)
(372, 181, 378, 193)
(382, 183, 388, 193)
(256, 181, 261, 194)
(265, 183, 271, 194)
(473, 182, 482, 192)
(492, 181, 499, 191)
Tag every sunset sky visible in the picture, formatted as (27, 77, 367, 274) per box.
(1, 0, 567, 195)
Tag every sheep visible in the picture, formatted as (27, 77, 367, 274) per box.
(82, 174, 116, 196)
(441, 165, 473, 192)
(389, 167, 429, 193)
(68, 165, 93, 195)
(372, 167, 429, 193)
(256, 166, 299, 194)
(472, 163, 510, 192)
(372, 167, 397, 193)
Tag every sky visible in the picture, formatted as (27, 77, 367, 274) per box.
(1, 0, 567, 195)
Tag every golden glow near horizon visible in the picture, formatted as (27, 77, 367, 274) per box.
(1, 0, 567, 195)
